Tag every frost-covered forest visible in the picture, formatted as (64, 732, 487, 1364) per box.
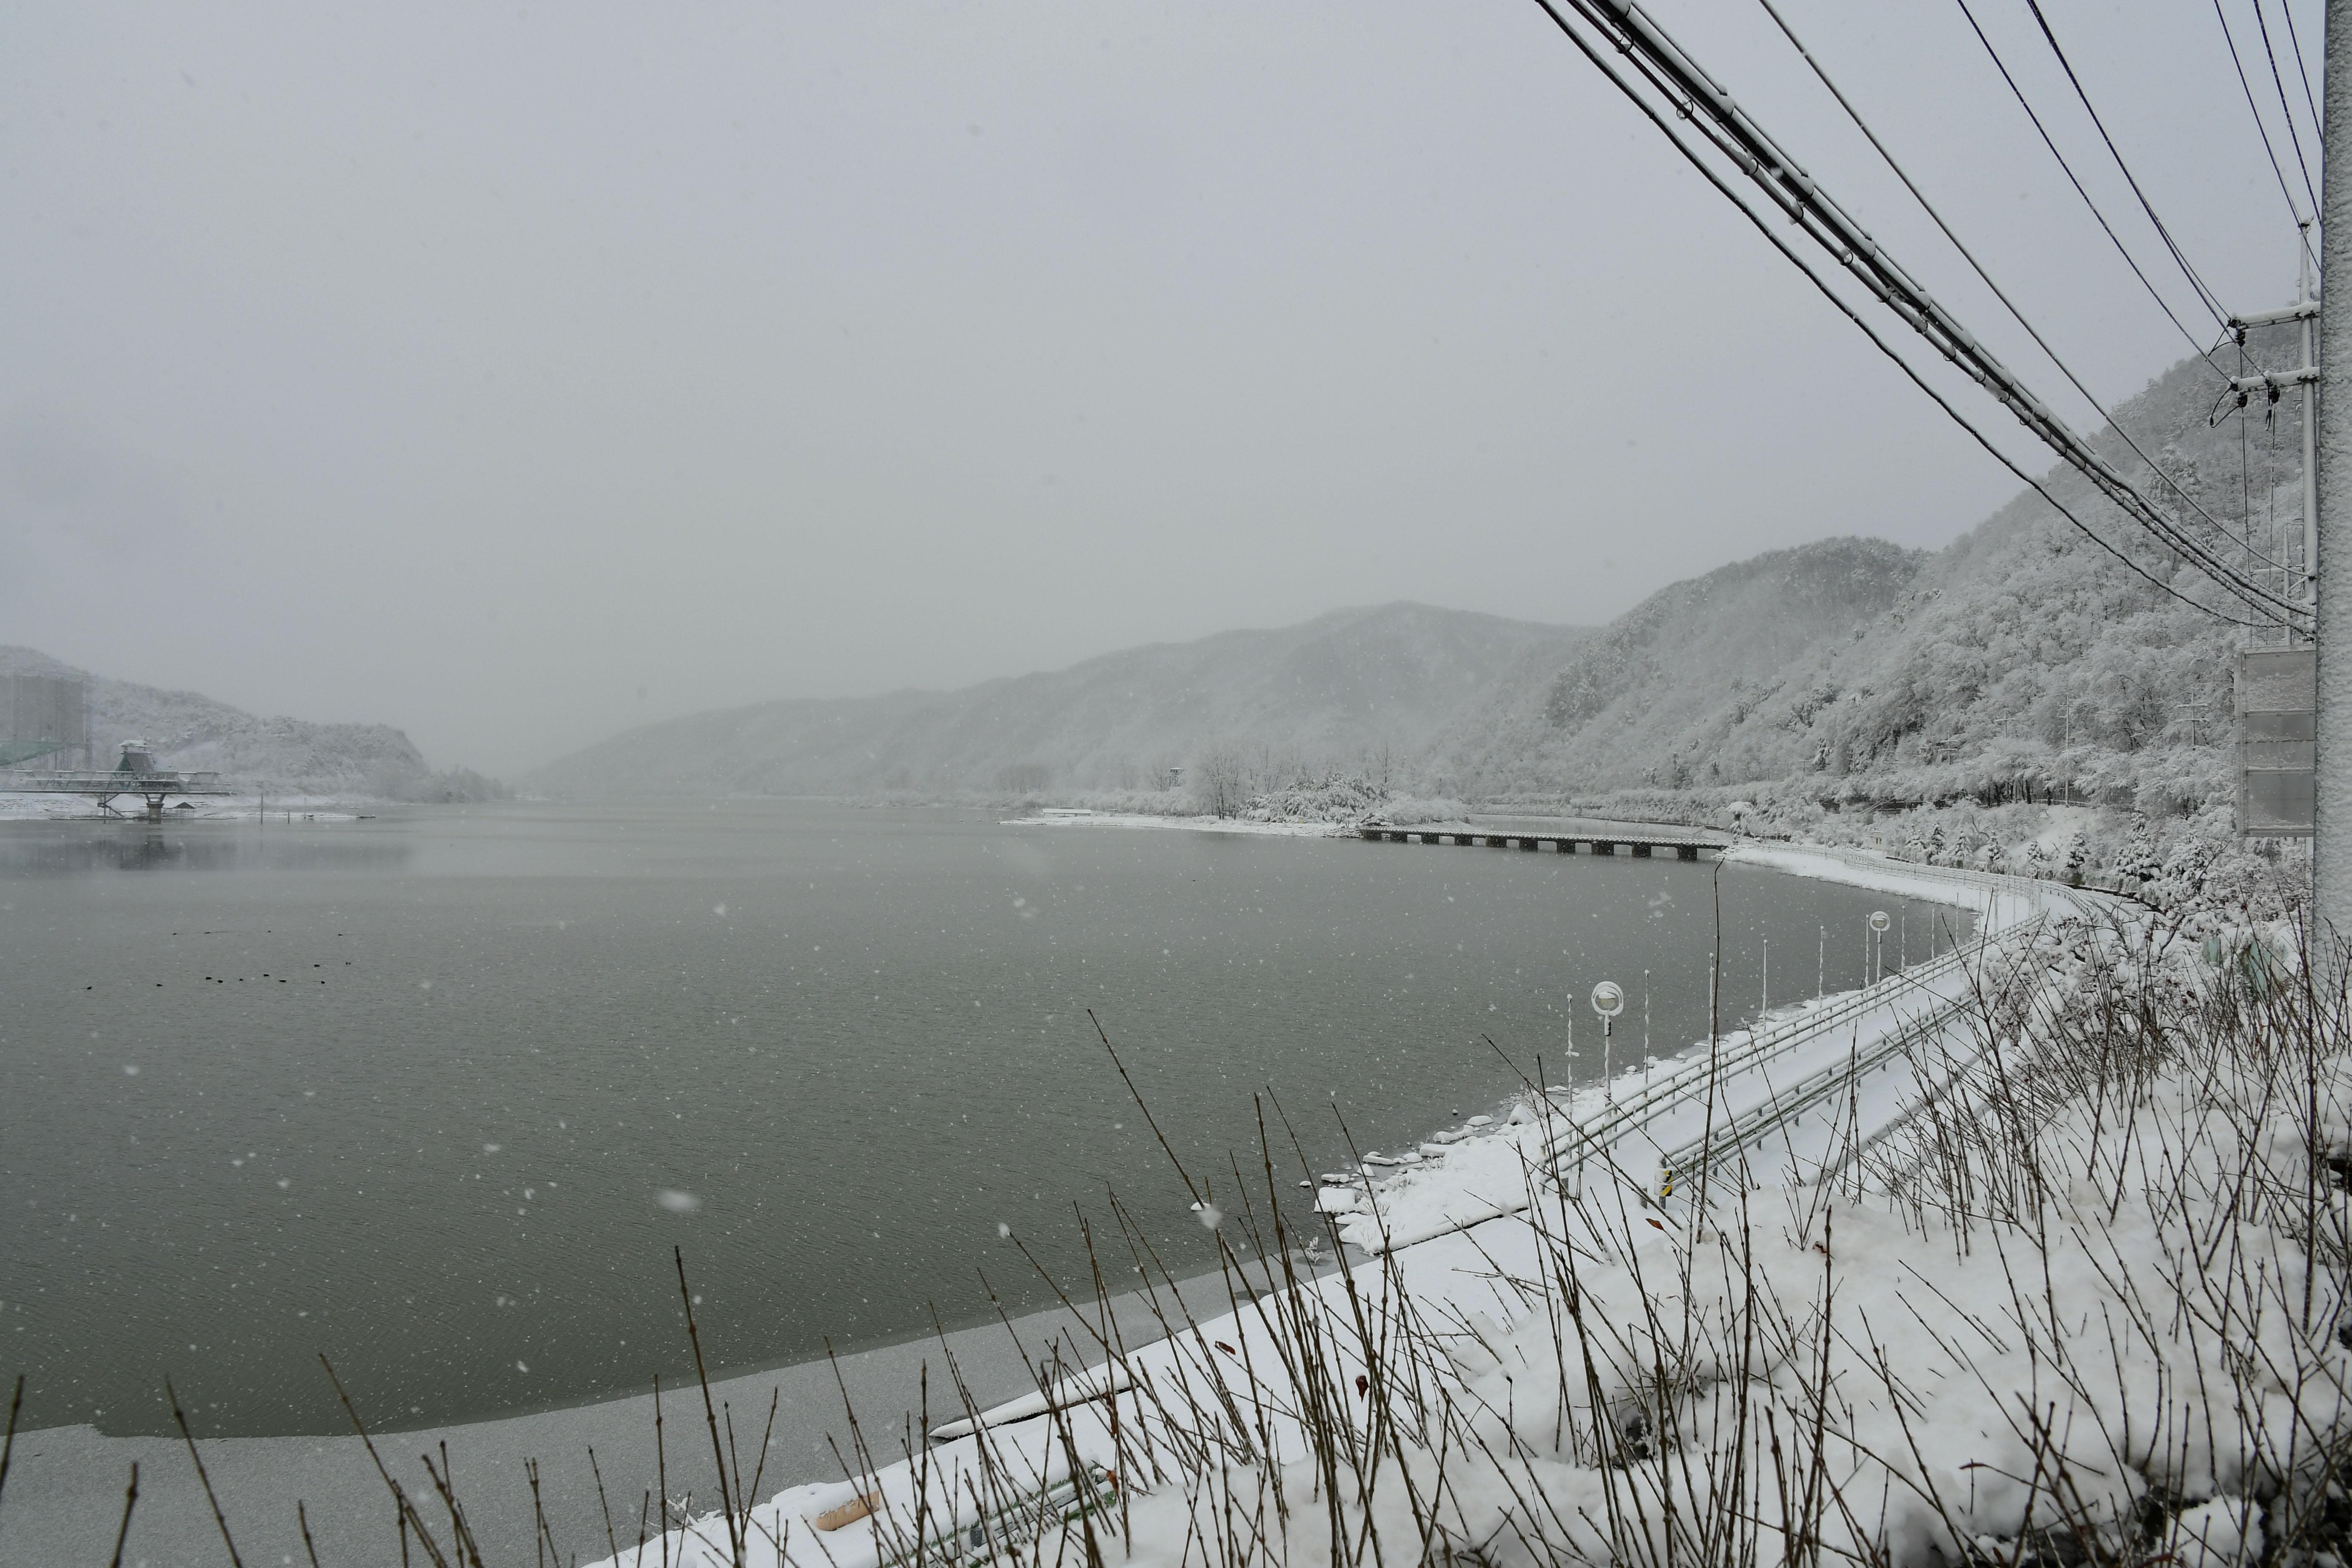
(1427, 327, 2306, 835)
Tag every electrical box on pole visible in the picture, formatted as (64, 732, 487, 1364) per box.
(2239, 648, 2317, 835)
(2230, 234, 2320, 840)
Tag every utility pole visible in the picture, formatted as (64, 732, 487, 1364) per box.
(2228, 232, 2319, 615)
(2319, 0, 2352, 937)
(2304, 226, 2321, 599)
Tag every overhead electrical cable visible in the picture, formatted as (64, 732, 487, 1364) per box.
(1522, 0, 2308, 625)
(1523, 0, 2276, 629)
(1753, 0, 2295, 576)
(2251, 0, 2322, 220)
(1595, 0, 2309, 624)
(1955, 0, 2236, 368)
(1938, 1, 2324, 606)
(2280, 0, 2323, 139)
(2021, 0, 2232, 330)
(2215, 0, 2324, 250)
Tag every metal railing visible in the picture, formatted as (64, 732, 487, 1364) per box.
(1651, 986, 1979, 1199)
(0, 768, 229, 791)
(1540, 935, 1988, 1173)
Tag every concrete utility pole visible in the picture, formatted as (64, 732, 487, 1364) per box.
(2319, 0, 2352, 936)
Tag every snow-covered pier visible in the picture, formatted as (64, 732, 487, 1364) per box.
(1354, 815, 1731, 860)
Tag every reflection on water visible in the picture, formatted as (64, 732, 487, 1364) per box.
(0, 822, 414, 876)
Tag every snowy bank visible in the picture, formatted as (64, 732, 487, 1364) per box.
(568, 907, 2349, 1568)
(1002, 808, 1348, 839)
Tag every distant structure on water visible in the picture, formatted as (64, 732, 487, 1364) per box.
(0, 711, 234, 820)
(2, 675, 91, 770)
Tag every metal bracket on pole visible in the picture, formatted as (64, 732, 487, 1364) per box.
(2230, 301, 2322, 329)
(2227, 368, 2322, 396)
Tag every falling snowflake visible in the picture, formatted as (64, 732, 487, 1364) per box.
(657, 1189, 701, 1213)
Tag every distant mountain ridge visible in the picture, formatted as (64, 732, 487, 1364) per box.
(528, 603, 1589, 798)
(0, 645, 498, 798)
(45, 324, 2259, 817)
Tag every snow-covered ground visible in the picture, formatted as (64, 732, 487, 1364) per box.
(568, 844, 2303, 1568)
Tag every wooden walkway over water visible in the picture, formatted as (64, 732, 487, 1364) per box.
(1355, 817, 1731, 860)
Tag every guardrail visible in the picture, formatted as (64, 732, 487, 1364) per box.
(1540, 936, 1987, 1172)
(1651, 985, 1979, 1199)
(1737, 841, 2111, 920)
(1348, 845, 2104, 1241)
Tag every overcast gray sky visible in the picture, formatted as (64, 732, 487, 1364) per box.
(0, 1, 2321, 773)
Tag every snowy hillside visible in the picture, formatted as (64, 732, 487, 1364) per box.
(1429, 324, 2303, 819)
(526, 602, 1587, 798)
(0, 645, 500, 799)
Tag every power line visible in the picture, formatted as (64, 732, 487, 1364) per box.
(2251, 0, 2322, 220)
(1753, 0, 2295, 578)
(2279, 0, 2322, 139)
(2212, 0, 2319, 248)
(1524, 0, 2277, 630)
(1543, 0, 2309, 624)
(2022, 0, 2232, 329)
(1956, 0, 2230, 368)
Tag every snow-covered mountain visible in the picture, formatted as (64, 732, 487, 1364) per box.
(526, 602, 1588, 798)
(1424, 329, 2295, 821)
(539, 310, 2284, 819)
(0, 645, 500, 799)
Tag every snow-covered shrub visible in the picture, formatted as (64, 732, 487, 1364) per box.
(1236, 774, 1384, 825)
(1368, 795, 1473, 827)
(2149, 838, 2215, 907)
(2119, 814, 2165, 883)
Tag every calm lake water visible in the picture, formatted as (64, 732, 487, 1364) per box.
(0, 802, 1965, 1436)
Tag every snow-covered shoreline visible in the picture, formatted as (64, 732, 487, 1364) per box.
(566, 843, 2149, 1565)
(1002, 807, 1349, 838)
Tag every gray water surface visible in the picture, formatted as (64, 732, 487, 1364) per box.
(0, 802, 1961, 1437)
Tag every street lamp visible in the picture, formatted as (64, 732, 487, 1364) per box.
(1591, 980, 1625, 1098)
(1868, 909, 1891, 983)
